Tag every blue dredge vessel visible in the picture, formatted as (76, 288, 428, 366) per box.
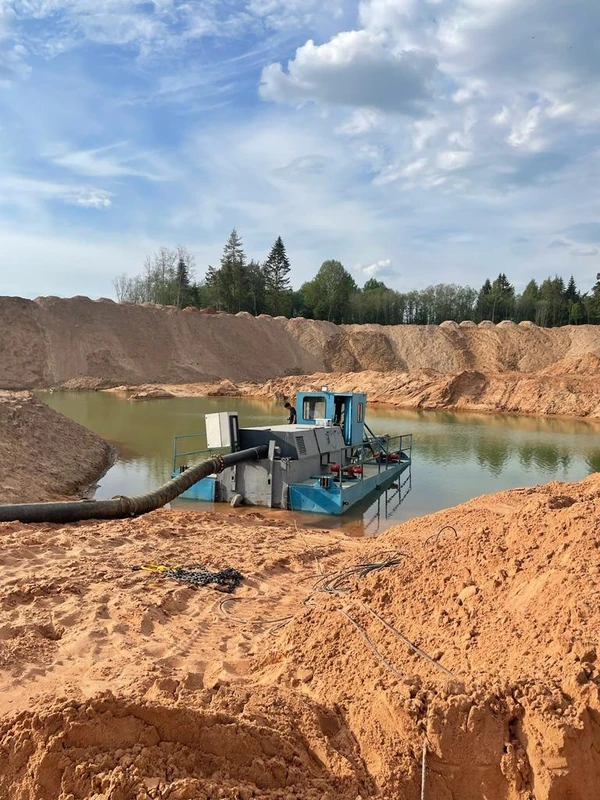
(172, 390, 412, 516)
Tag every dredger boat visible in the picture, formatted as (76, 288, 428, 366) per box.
(172, 390, 412, 515)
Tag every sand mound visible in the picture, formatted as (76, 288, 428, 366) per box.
(128, 386, 176, 400)
(2, 296, 600, 390)
(258, 473, 600, 798)
(0, 690, 367, 800)
(0, 392, 111, 503)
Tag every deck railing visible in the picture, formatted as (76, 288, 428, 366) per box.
(325, 432, 413, 484)
(172, 431, 413, 483)
(172, 433, 228, 472)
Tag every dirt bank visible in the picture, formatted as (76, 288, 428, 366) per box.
(127, 360, 600, 419)
(0, 391, 112, 503)
(2, 296, 600, 390)
(1, 474, 599, 798)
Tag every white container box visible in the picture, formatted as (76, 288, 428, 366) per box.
(205, 412, 238, 449)
(315, 418, 333, 428)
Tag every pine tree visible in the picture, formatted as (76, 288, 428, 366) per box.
(263, 236, 292, 316)
(220, 229, 248, 313)
(566, 275, 578, 302)
(476, 278, 492, 321)
(175, 257, 191, 309)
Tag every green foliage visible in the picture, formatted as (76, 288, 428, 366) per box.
(113, 232, 600, 328)
(302, 260, 357, 323)
(113, 246, 195, 307)
(263, 236, 292, 316)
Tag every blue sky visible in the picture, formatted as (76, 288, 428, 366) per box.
(1, 0, 599, 298)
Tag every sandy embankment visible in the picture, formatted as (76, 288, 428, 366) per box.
(2, 295, 600, 419)
(132, 356, 600, 419)
(0, 391, 112, 504)
(1, 475, 599, 798)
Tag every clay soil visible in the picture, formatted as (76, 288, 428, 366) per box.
(1, 476, 599, 799)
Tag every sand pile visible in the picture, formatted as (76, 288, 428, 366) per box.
(0, 392, 112, 503)
(0, 510, 369, 799)
(1, 477, 600, 798)
(258, 473, 600, 798)
(2, 296, 600, 390)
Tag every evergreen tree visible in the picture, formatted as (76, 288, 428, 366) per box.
(263, 236, 292, 316)
(476, 279, 493, 321)
(565, 275, 578, 302)
(489, 273, 515, 322)
(175, 246, 195, 308)
(219, 229, 249, 313)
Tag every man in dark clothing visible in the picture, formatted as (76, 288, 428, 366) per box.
(284, 402, 297, 424)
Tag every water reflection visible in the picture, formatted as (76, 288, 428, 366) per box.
(39, 391, 600, 534)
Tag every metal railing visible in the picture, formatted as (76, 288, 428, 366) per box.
(324, 433, 413, 484)
(172, 433, 229, 472)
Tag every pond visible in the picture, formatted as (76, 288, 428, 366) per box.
(41, 391, 600, 535)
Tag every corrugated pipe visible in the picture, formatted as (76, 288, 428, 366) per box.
(0, 445, 268, 525)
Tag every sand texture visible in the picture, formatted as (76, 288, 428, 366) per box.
(0, 391, 112, 503)
(131, 363, 600, 420)
(2, 296, 600, 392)
(1, 475, 599, 799)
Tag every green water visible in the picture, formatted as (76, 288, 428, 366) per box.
(41, 392, 600, 535)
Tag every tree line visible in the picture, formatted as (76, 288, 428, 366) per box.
(114, 230, 600, 326)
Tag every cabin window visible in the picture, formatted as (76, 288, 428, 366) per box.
(357, 402, 364, 422)
(303, 396, 326, 420)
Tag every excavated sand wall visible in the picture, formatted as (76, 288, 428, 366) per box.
(2, 296, 600, 389)
(0, 391, 112, 502)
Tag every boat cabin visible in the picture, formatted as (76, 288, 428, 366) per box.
(296, 390, 366, 447)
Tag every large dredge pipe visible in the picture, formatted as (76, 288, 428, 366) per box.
(0, 445, 268, 525)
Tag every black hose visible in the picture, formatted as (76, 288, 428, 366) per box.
(0, 445, 268, 525)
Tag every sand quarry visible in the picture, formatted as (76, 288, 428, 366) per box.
(1, 298, 600, 799)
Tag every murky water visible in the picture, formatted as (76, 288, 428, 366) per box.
(41, 391, 600, 535)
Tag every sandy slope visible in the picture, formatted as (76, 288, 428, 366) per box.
(2, 296, 600, 391)
(129, 358, 600, 419)
(0, 392, 112, 503)
(1, 476, 600, 798)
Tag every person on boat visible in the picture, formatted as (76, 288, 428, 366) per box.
(284, 402, 297, 424)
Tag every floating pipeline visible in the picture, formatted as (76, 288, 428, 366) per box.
(0, 445, 268, 524)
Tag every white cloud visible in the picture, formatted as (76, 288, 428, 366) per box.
(437, 149, 471, 170)
(354, 257, 395, 278)
(571, 245, 598, 257)
(260, 30, 438, 115)
(50, 142, 171, 181)
(0, 175, 111, 208)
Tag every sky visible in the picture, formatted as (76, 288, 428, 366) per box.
(1, 0, 599, 298)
